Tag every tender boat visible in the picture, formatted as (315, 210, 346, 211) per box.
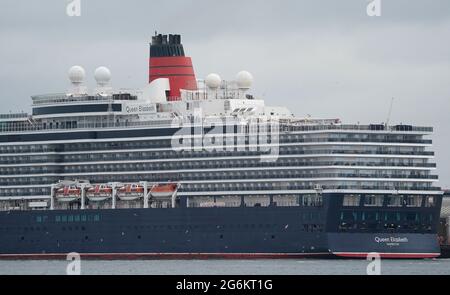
(86, 184, 113, 202)
(151, 183, 178, 198)
(117, 184, 144, 201)
(55, 185, 81, 202)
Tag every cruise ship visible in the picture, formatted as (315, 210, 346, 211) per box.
(0, 33, 443, 259)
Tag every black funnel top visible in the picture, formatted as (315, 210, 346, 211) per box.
(150, 33, 185, 58)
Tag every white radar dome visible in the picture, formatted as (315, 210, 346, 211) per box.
(94, 66, 111, 86)
(68, 66, 86, 84)
(236, 70, 253, 89)
(205, 73, 222, 89)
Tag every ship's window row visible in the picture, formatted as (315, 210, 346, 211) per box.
(0, 162, 436, 183)
(0, 141, 428, 156)
(0, 129, 426, 147)
(0, 144, 431, 161)
(0, 157, 435, 177)
(342, 194, 436, 208)
(0, 144, 432, 161)
(0, 170, 437, 186)
(0, 132, 432, 154)
(178, 182, 434, 192)
(283, 124, 432, 133)
(0, 179, 437, 197)
(0, 187, 50, 198)
(338, 210, 435, 233)
(54, 214, 100, 223)
(340, 211, 434, 223)
(31, 214, 100, 223)
(0, 119, 432, 134)
(186, 195, 323, 208)
(0, 198, 50, 211)
(0, 147, 434, 166)
(0, 177, 59, 186)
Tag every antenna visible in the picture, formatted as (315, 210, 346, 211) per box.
(385, 97, 395, 127)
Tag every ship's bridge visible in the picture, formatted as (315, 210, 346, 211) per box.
(31, 93, 137, 118)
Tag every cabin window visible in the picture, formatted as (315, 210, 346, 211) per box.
(343, 195, 360, 207)
(364, 195, 383, 207)
(387, 196, 403, 207)
(406, 196, 422, 207)
(425, 196, 436, 208)
(302, 195, 323, 207)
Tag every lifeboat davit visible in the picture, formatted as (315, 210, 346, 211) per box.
(86, 184, 112, 202)
(55, 185, 81, 202)
(117, 184, 144, 201)
(151, 183, 178, 198)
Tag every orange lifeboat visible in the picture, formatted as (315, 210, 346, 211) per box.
(86, 184, 112, 202)
(55, 185, 81, 202)
(151, 183, 178, 198)
(117, 184, 144, 201)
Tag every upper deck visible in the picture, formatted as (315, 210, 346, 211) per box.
(0, 114, 434, 137)
(0, 68, 434, 137)
(31, 93, 137, 106)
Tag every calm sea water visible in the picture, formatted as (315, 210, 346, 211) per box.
(0, 259, 449, 275)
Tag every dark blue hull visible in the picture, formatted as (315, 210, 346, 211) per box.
(0, 207, 329, 258)
(0, 194, 443, 259)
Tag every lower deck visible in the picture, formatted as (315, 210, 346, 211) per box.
(0, 193, 443, 259)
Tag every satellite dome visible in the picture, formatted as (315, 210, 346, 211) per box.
(205, 73, 221, 89)
(68, 66, 86, 84)
(236, 71, 253, 89)
(94, 66, 111, 86)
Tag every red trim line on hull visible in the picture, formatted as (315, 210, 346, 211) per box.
(0, 252, 331, 261)
(333, 252, 441, 259)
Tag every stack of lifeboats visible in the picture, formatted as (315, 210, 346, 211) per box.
(54, 182, 179, 203)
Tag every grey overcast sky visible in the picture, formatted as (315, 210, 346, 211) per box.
(0, 0, 449, 187)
